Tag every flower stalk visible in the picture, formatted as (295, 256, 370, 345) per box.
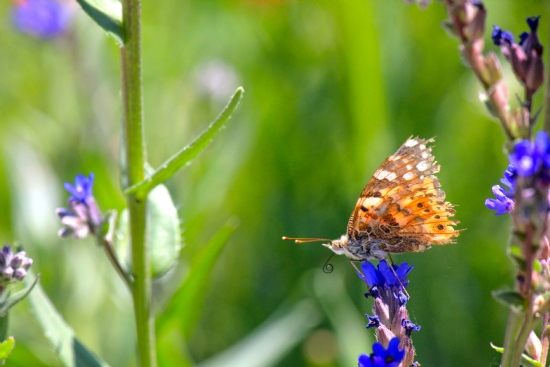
(120, 0, 156, 365)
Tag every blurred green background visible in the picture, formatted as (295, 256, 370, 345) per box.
(0, 0, 548, 366)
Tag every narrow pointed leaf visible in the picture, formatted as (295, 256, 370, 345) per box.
(0, 274, 39, 315)
(75, 0, 123, 45)
(25, 271, 110, 367)
(492, 289, 525, 310)
(0, 337, 15, 362)
(125, 87, 244, 198)
(157, 219, 238, 336)
(196, 300, 322, 367)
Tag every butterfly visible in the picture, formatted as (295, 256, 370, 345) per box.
(283, 136, 460, 262)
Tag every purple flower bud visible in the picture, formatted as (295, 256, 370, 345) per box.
(492, 25, 514, 46)
(10, 253, 25, 268)
(21, 257, 33, 270)
(14, 268, 27, 281)
(3, 267, 14, 279)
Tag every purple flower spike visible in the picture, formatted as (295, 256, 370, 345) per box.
(64, 173, 95, 204)
(12, 0, 73, 39)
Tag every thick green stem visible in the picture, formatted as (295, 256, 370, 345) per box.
(121, 0, 155, 365)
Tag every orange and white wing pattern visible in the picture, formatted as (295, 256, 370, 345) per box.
(346, 136, 460, 254)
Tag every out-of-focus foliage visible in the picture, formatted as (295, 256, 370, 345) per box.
(0, 0, 547, 366)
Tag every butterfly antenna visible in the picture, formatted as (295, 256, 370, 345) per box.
(387, 254, 410, 299)
(323, 253, 335, 273)
(282, 236, 331, 244)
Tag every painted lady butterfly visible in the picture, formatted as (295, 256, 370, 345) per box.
(284, 136, 460, 261)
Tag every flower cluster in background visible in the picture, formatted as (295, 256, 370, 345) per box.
(0, 244, 33, 292)
(12, 0, 75, 39)
(56, 173, 103, 238)
(357, 260, 420, 366)
(486, 131, 550, 215)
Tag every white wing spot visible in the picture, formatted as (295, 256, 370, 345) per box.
(363, 197, 383, 207)
(386, 172, 397, 181)
(389, 155, 401, 161)
(421, 152, 429, 159)
(374, 170, 391, 179)
(406, 164, 413, 170)
(403, 172, 415, 180)
(405, 139, 418, 147)
(419, 144, 426, 150)
(416, 161, 430, 171)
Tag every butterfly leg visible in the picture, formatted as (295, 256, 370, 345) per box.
(349, 259, 368, 286)
(384, 254, 410, 299)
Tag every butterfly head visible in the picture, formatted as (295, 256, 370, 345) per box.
(323, 235, 349, 255)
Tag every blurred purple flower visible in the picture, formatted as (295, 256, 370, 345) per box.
(64, 173, 94, 204)
(485, 185, 514, 215)
(57, 173, 103, 238)
(0, 244, 33, 287)
(12, 0, 74, 39)
(492, 16, 544, 92)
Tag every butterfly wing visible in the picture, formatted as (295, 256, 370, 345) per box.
(346, 136, 459, 254)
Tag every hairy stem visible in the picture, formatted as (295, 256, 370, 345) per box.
(121, 0, 155, 365)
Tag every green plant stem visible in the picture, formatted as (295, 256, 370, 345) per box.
(121, 0, 155, 365)
(501, 307, 536, 367)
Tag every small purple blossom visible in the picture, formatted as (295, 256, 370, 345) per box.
(360, 260, 413, 307)
(401, 319, 422, 336)
(64, 173, 95, 204)
(366, 314, 380, 329)
(485, 185, 514, 215)
(358, 338, 405, 367)
(509, 131, 550, 178)
(12, 0, 73, 39)
(57, 173, 103, 238)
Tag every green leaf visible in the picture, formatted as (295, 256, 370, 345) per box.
(196, 300, 321, 367)
(146, 184, 182, 277)
(125, 87, 244, 199)
(492, 289, 525, 310)
(25, 271, 110, 367)
(0, 337, 15, 363)
(157, 219, 238, 337)
(115, 184, 182, 278)
(75, 0, 123, 45)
